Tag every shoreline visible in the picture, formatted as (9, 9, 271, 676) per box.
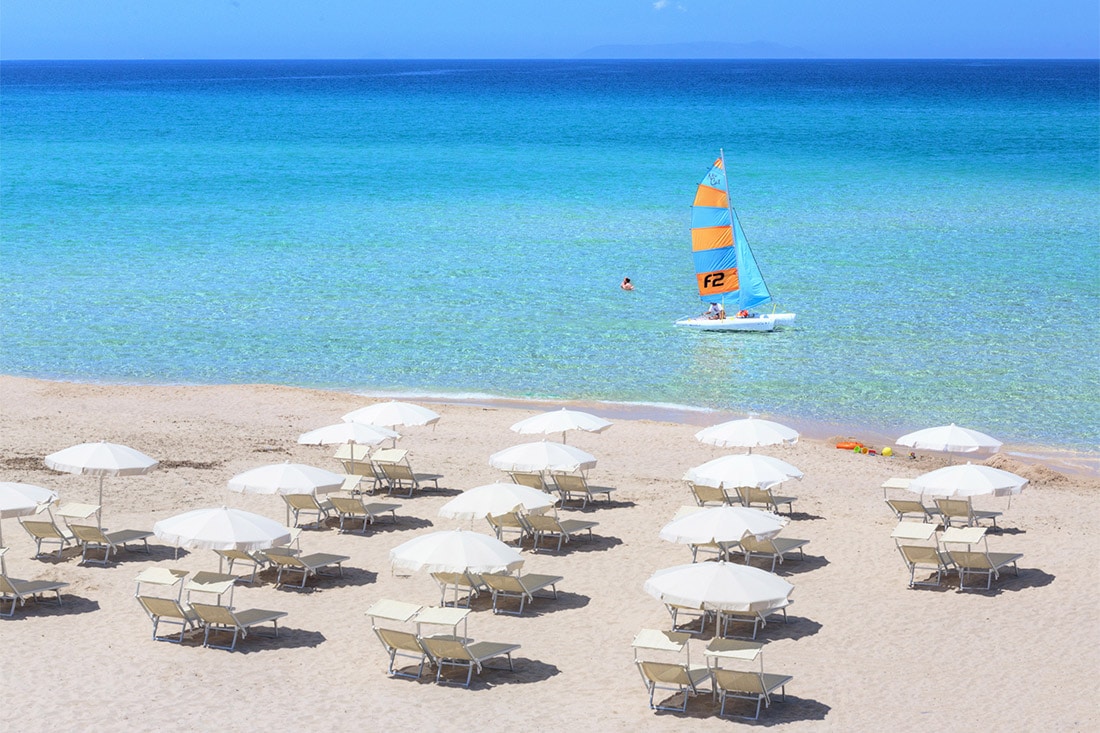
(6, 374, 1097, 479)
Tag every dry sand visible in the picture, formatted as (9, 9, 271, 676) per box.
(2, 375, 1097, 731)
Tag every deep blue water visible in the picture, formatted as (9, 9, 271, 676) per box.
(1, 60, 1097, 453)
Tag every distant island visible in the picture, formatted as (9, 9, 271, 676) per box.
(577, 41, 811, 59)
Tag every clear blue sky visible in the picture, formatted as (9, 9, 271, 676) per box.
(2, 0, 1097, 60)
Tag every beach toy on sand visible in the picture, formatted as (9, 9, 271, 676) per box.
(882, 447, 893, 457)
(836, 441, 864, 451)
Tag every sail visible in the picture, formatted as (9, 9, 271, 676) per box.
(690, 155, 773, 310)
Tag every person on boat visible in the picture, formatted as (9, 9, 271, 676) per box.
(736, 309, 750, 318)
(704, 302, 725, 320)
(620, 277, 634, 291)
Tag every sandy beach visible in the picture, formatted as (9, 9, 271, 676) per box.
(2, 375, 1098, 731)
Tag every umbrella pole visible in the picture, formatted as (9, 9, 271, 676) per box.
(97, 475, 105, 526)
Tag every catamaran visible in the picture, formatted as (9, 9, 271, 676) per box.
(675, 152, 795, 332)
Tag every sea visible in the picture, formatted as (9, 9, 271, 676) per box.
(1, 60, 1097, 463)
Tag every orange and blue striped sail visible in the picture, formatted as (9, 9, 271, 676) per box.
(690, 155, 772, 310)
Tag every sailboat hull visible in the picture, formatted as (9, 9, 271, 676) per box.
(675, 313, 795, 332)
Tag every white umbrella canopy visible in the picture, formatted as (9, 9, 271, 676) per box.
(907, 463, 1028, 498)
(343, 401, 440, 430)
(153, 507, 292, 551)
(510, 408, 612, 444)
(44, 441, 158, 516)
(896, 423, 1002, 454)
(489, 441, 598, 474)
(659, 505, 788, 546)
(644, 561, 794, 613)
(684, 454, 803, 490)
(297, 422, 398, 446)
(694, 417, 799, 452)
(438, 483, 558, 521)
(227, 462, 345, 496)
(390, 529, 524, 575)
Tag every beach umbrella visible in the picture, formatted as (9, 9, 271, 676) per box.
(644, 561, 793, 613)
(510, 408, 612, 444)
(343, 401, 440, 430)
(227, 462, 345, 496)
(153, 506, 292, 552)
(684, 454, 803, 490)
(297, 422, 399, 474)
(0, 482, 58, 573)
(694, 417, 799, 453)
(907, 463, 1027, 498)
(489, 441, 598, 474)
(659, 505, 788, 547)
(44, 441, 158, 521)
(438, 483, 557, 522)
(389, 529, 524, 575)
(896, 424, 1002, 454)
(297, 422, 398, 447)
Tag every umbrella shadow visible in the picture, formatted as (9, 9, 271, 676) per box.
(178, 626, 327, 653)
(660, 691, 831, 723)
(463, 590, 591, 617)
(757, 554, 831, 577)
(321, 515, 435, 535)
(2, 594, 100, 620)
(525, 534, 623, 555)
(561, 499, 637, 514)
(260, 566, 378, 593)
(431, 657, 562, 689)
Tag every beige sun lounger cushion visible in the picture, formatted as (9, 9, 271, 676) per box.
(509, 471, 551, 492)
(742, 487, 796, 515)
(326, 496, 400, 533)
(717, 599, 792, 640)
(264, 551, 350, 589)
(636, 660, 712, 712)
(282, 493, 332, 529)
(68, 524, 152, 566)
(1, 573, 68, 618)
(486, 511, 529, 545)
(523, 514, 597, 553)
(431, 571, 486, 608)
(20, 518, 75, 559)
(137, 595, 200, 642)
(713, 668, 793, 720)
(374, 626, 432, 678)
(949, 549, 1023, 590)
(885, 498, 939, 522)
(552, 473, 615, 508)
(420, 636, 520, 687)
(689, 483, 734, 507)
(739, 535, 809, 573)
(480, 572, 563, 615)
(190, 602, 287, 651)
(936, 498, 1002, 529)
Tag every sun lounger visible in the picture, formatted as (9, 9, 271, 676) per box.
(136, 595, 200, 642)
(552, 473, 615, 508)
(263, 551, 350, 589)
(19, 518, 75, 559)
(637, 661, 712, 712)
(190, 601, 287, 651)
(214, 549, 267, 585)
(68, 524, 152, 565)
(486, 511, 530, 545)
(717, 600, 792, 640)
(523, 513, 597, 553)
(326, 496, 400, 534)
(480, 572, 563, 615)
(713, 668, 794, 719)
(372, 448, 441, 497)
(375, 627, 433, 678)
(420, 635, 521, 687)
(885, 498, 939, 523)
(936, 498, 1002, 530)
(891, 521, 953, 588)
(742, 487, 796, 515)
(509, 471, 552, 492)
(942, 527, 1022, 590)
(282, 493, 332, 529)
(665, 603, 711, 635)
(335, 444, 383, 493)
(739, 534, 809, 573)
(689, 482, 734, 507)
(0, 571, 68, 617)
(431, 571, 487, 608)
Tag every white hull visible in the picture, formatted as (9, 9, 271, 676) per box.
(675, 313, 796, 332)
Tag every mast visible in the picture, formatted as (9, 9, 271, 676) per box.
(720, 148, 774, 312)
(719, 149, 742, 311)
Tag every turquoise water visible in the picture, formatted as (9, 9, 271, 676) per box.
(1, 60, 1098, 453)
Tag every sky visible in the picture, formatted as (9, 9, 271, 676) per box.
(1, 0, 1097, 60)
